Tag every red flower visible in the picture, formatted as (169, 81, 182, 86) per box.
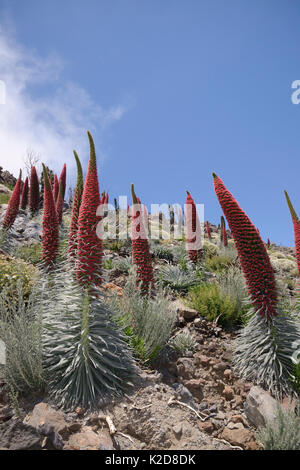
(76, 131, 102, 286)
(53, 174, 59, 203)
(68, 151, 83, 257)
(213, 173, 277, 317)
(205, 221, 212, 240)
(58, 164, 67, 201)
(55, 180, 64, 224)
(284, 190, 300, 278)
(29, 166, 40, 214)
(221, 215, 228, 247)
(185, 191, 202, 262)
(2, 170, 22, 229)
(131, 183, 154, 294)
(20, 177, 29, 210)
(42, 164, 59, 266)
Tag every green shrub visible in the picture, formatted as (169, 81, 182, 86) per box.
(0, 254, 37, 308)
(204, 254, 233, 273)
(102, 258, 114, 270)
(109, 274, 176, 364)
(14, 242, 42, 265)
(257, 405, 300, 450)
(0, 194, 10, 205)
(187, 282, 240, 325)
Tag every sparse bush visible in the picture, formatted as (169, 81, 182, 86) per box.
(187, 282, 240, 325)
(109, 274, 176, 364)
(159, 263, 201, 292)
(0, 281, 45, 395)
(217, 266, 248, 321)
(203, 242, 219, 259)
(257, 405, 300, 450)
(113, 256, 132, 274)
(169, 330, 197, 355)
(152, 244, 174, 262)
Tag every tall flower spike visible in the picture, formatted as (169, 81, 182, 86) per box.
(56, 181, 64, 224)
(284, 190, 300, 278)
(68, 150, 83, 257)
(205, 221, 212, 240)
(221, 215, 228, 247)
(213, 174, 300, 398)
(20, 177, 29, 210)
(131, 183, 154, 295)
(29, 166, 40, 215)
(185, 190, 202, 262)
(42, 164, 59, 266)
(76, 131, 102, 286)
(53, 174, 59, 203)
(213, 173, 277, 317)
(58, 164, 67, 201)
(2, 170, 22, 229)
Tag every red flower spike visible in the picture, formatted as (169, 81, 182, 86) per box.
(56, 180, 64, 224)
(185, 190, 202, 262)
(76, 131, 102, 286)
(42, 164, 59, 266)
(29, 166, 40, 214)
(213, 173, 277, 317)
(58, 164, 67, 201)
(68, 150, 83, 257)
(53, 174, 59, 203)
(2, 170, 22, 229)
(221, 215, 228, 247)
(20, 177, 29, 210)
(284, 190, 300, 278)
(205, 221, 212, 240)
(131, 183, 154, 295)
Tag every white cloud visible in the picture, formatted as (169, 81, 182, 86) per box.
(0, 26, 127, 185)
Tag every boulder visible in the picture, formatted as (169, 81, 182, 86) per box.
(25, 402, 69, 438)
(244, 386, 279, 428)
(0, 419, 42, 450)
(68, 426, 114, 450)
(172, 299, 198, 321)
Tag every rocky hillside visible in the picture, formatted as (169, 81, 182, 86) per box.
(0, 204, 299, 451)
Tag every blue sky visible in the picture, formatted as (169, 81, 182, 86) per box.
(0, 0, 300, 245)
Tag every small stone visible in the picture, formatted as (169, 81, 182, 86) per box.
(183, 379, 203, 401)
(227, 421, 244, 430)
(231, 414, 245, 424)
(172, 424, 182, 439)
(216, 411, 226, 420)
(223, 369, 233, 381)
(223, 385, 234, 401)
(68, 427, 114, 451)
(220, 427, 259, 450)
(67, 422, 81, 433)
(25, 403, 69, 438)
(198, 421, 214, 434)
(75, 407, 85, 417)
